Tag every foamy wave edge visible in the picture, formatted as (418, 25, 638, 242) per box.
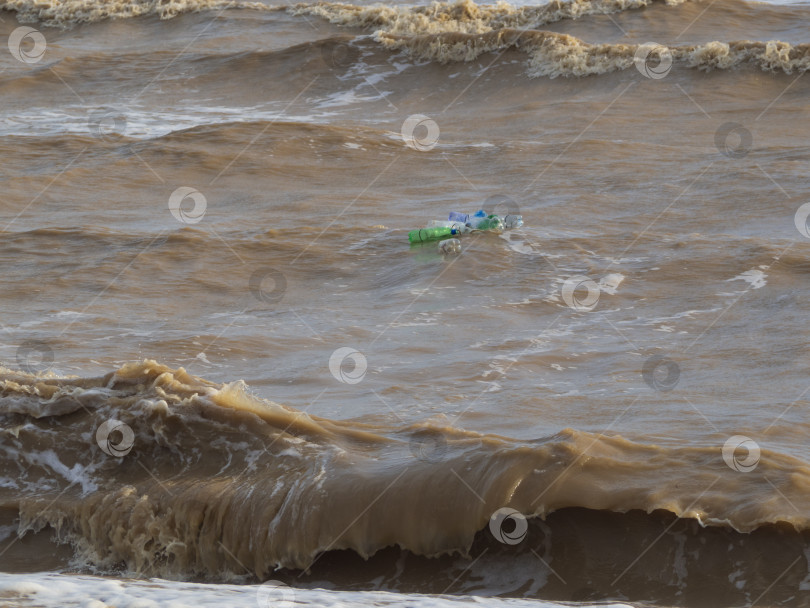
(291, 1, 810, 77)
(1, 0, 680, 29)
(0, 0, 283, 27)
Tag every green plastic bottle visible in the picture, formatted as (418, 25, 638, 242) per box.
(408, 226, 459, 243)
(475, 215, 504, 231)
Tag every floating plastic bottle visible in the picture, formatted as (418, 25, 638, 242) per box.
(449, 211, 504, 230)
(449, 210, 521, 231)
(409, 210, 522, 244)
(438, 238, 461, 255)
(502, 214, 523, 229)
(408, 226, 460, 244)
(427, 220, 472, 234)
(448, 210, 486, 225)
(475, 216, 504, 231)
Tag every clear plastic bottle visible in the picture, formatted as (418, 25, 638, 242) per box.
(448, 210, 486, 225)
(408, 226, 460, 243)
(449, 210, 523, 230)
(449, 210, 507, 230)
(438, 238, 461, 255)
(502, 214, 523, 229)
(427, 220, 472, 234)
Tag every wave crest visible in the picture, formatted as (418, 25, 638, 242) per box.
(0, 0, 280, 27)
(290, 0, 684, 36)
(2, 361, 810, 582)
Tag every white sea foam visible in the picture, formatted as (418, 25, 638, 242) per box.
(727, 268, 767, 290)
(0, 105, 327, 139)
(0, 572, 635, 608)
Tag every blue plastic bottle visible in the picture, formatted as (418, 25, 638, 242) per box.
(448, 210, 486, 225)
